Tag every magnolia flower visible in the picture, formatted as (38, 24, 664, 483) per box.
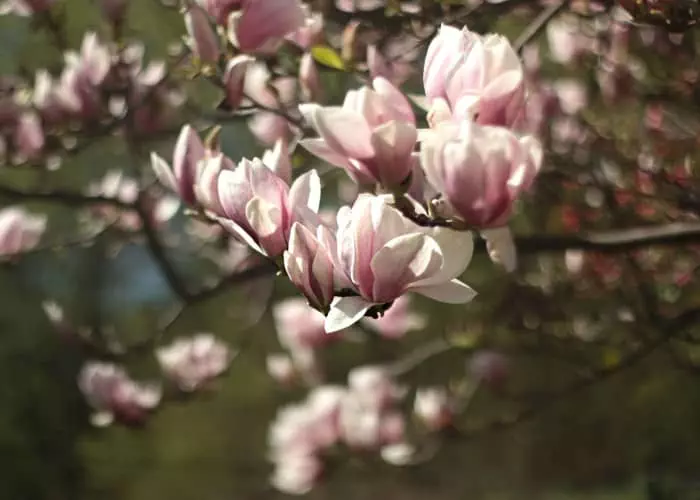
(421, 120, 542, 229)
(13, 112, 44, 160)
(228, 0, 305, 55)
(546, 15, 586, 64)
(361, 294, 426, 339)
(414, 387, 453, 431)
(156, 333, 231, 392)
(216, 158, 320, 258)
(299, 53, 321, 101)
(347, 365, 401, 410)
(58, 33, 112, 119)
(78, 361, 161, 426)
(267, 353, 296, 385)
(184, 3, 220, 64)
(325, 195, 475, 332)
(0, 206, 46, 257)
(300, 77, 417, 189)
(423, 24, 525, 128)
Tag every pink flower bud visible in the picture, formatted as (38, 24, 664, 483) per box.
(299, 77, 417, 189)
(185, 4, 220, 64)
(299, 52, 321, 101)
(267, 353, 296, 385)
(0, 206, 46, 257)
(286, 7, 323, 49)
(273, 298, 330, 352)
(222, 54, 253, 109)
(150, 124, 205, 205)
(228, 0, 305, 55)
(14, 111, 44, 160)
(421, 121, 542, 228)
(284, 222, 352, 311)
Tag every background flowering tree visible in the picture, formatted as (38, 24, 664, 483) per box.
(2, 0, 700, 498)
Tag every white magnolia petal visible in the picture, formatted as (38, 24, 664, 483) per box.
(411, 279, 477, 304)
(325, 296, 373, 333)
(289, 169, 321, 213)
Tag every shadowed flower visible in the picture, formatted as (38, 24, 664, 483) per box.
(156, 333, 232, 392)
(0, 206, 46, 258)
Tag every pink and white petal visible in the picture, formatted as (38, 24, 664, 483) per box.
(369, 233, 426, 301)
(481, 226, 517, 272)
(298, 138, 353, 168)
(150, 153, 178, 192)
(325, 296, 373, 333)
(217, 217, 266, 256)
(410, 279, 477, 304)
(372, 77, 415, 125)
(313, 108, 375, 159)
(289, 169, 321, 213)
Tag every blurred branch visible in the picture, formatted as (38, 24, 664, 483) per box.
(513, 0, 570, 52)
(0, 184, 133, 209)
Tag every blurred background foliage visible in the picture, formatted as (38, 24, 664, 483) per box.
(2, 0, 700, 499)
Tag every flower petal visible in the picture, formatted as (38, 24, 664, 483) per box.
(411, 279, 477, 304)
(325, 296, 373, 333)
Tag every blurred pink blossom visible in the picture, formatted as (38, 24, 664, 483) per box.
(0, 206, 46, 257)
(185, 3, 221, 64)
(414, 387, 453, 431)
(156, 333, 231, 392)
(0, 0, 56, 15)
(361, 294, 426, 339)
(196, 0, 240, 25)
(78, 361, 161, 426)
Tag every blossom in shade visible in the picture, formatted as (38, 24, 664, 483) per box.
(156, 333, 231, 392)
(0, 206, 46, 258)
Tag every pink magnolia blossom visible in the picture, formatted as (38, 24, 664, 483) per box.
(300, 77, 417, 189)
(228, 0, 305, 55)
(367, 36, 417, 86)
(156, 333, 231, 392)
(0, 0, 56, 15)
(151, 124, 207, 206)
(0, 206, 46, 257)
(196, 0, 240, 25)
(347, 365, 402, 410)
(414, 387, 453, 431)
(325, 194, 475, 332)
(420, 120, 542, 229)
(185, 3, 220, 64)
(58, 33, 112, 119)
(546, 15, 586, 64)
(78, 361, 161, 426)
(266, 353, 296, 385)
(361, 294, 426, 339)
(216, 157, 320, 258)
(423, 24, 525, 128)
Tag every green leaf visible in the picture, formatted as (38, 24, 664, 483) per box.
(311, 45, 345, 71)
